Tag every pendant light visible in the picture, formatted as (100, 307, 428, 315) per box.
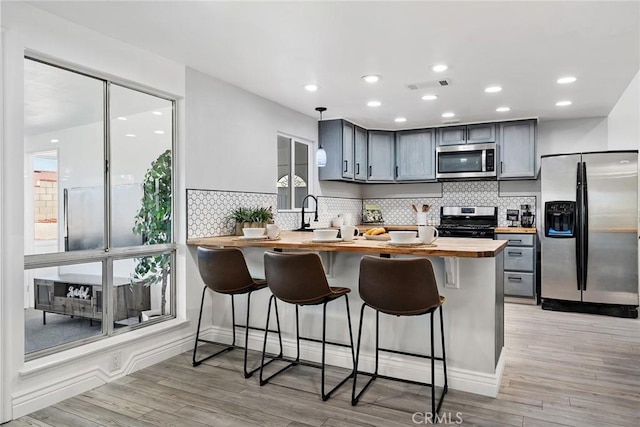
(315, 107, 327, 168)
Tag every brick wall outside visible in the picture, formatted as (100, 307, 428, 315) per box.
(34, 171, 58, 223)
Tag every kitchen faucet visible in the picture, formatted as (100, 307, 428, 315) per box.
(297, 194, 318, 231)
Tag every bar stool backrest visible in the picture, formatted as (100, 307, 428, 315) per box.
(197, 247, 255, 294)
(264, 251, 333, 304)
(359, 256, 441, 316)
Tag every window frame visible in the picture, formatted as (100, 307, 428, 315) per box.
(276, 133, 313, 212)
(23, 55, 177, 360)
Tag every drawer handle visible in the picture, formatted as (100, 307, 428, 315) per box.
(508, 276, 522, 282)
(508, 251, 522, 256)
(509, 239, 522, 243)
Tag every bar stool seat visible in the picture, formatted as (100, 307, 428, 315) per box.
(192, 247, 283, 378)
(259, 251, 355, 401)
(352, 256, 448, 416)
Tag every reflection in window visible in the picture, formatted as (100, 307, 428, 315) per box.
(23, 57, 176, 358)
(277, 135, 310, 210)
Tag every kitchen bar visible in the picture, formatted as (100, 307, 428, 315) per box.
(188, 232, 508, 397)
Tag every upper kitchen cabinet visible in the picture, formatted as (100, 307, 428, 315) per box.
(498, 120, 537, 179)
(354, 126, 368, 181)
(437, 123, 496, 146)
(318, 119, 356, 181)
(396, 129, 436, 181)
(367, 131, 395, 182)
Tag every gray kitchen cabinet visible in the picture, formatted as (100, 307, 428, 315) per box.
(496, 233, 537, 298)
(318, 119, 356, 181)
(354, 126, 368, 181)
(367, 131, 395, 182)
(437, 123, 496, 146)
(341, 121, 355, 179)
(498, 120, 536, 179)
(396, 129, 436, 181)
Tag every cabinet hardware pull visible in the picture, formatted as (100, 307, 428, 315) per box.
(508, 276, 522, 281)
(369, 165, 372, 177)
(356, 163, 360, 175)
(395, 166, 399, 178)
(508, 251, 522, 256)
(501, 161, 504, 173)
(344, 160, 348, 173)
(510, 239, 522, 243)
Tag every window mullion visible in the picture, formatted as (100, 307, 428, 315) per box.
(103, 258, 114, 335)
(290, 139, 295, 210)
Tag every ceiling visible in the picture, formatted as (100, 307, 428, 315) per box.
(27, 1, 640, 130)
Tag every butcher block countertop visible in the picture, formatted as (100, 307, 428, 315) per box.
(188, 231, 507, 258)
(494, 227, 537, 234)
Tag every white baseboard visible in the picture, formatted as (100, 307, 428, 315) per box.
(12, 332, 194, 419)
(11, 324, 505, 419)
(202, 326, 505, 397)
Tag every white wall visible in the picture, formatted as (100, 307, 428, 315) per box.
(537, 117, 608, 159)
(185, 68, 316, 193)
(1, 2, 190, 421)
(608, 71, 640, 150)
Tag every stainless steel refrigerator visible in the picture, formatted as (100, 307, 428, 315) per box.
(541, 151, 638, 317)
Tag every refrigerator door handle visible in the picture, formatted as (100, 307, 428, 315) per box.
(582, 162, 588, 290)
(575, 161, 583, 291)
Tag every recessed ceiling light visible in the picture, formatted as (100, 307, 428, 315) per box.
(152, 111, 162, 116)
(432, 64, 448, 72)
(304, 84, 319, 92)
(50, 139, 59, 143)
(556, 100, 572, 106)
(442, 112, 455, 118)
(557, 76, 577, 84)
(496, 106, 511, 112)
(117, 116, 127, 121)
(367, 101, 381, 107)
(153, 130, 165, 135)
(485, 86, 502, 93)
(125, 134, 137, 137)
(421, 94, 438, 101)
(394, 117, 407, 123)
(362, 75, 381, 83)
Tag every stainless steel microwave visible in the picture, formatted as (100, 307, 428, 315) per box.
(436, 143, 497, 179)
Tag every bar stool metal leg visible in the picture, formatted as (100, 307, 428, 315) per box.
(192, 286, 235, 367)
(440, 305, 448, 394)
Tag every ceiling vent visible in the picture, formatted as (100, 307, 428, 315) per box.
(406, 79, 451, 91)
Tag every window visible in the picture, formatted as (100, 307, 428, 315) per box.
(277, 135, 311, 210)
(23, 57, 175, 357)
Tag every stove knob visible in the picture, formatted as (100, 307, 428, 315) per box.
(472, 231, 479, 237)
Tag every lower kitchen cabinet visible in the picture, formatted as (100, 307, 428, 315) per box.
(496, 233, 537, 298)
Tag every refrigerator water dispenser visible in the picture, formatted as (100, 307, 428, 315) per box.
(545, 201, 576, 237)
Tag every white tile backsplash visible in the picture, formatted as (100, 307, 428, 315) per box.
(187, 182, 536, 239)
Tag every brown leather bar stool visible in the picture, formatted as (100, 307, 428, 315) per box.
(351, 256, 448, 416)
(193, 247, 283, 378)
(260, 251, 355, 401)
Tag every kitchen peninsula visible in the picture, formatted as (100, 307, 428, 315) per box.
(188, 232, 507, 397)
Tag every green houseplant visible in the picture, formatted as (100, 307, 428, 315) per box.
(132, 149, 172, 316)
(229, 206, 273, 235)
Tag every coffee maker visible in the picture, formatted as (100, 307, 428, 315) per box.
(521, 204, 535, 228)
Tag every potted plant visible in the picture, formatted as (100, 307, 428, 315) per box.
(229, 206, 273, 235)
(132, 149, 172, 316)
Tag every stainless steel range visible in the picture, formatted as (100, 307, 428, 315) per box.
(437, 207, 498, 239)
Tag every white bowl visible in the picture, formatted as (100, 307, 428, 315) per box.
(243, 227, 266, 238)
(313, 229, 339, 240)
(388, 230, 417, 243)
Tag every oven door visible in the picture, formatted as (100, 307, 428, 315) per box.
(436, 143, 496, 179)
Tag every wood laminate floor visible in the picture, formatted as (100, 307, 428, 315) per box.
(6, 304, 640, 426)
